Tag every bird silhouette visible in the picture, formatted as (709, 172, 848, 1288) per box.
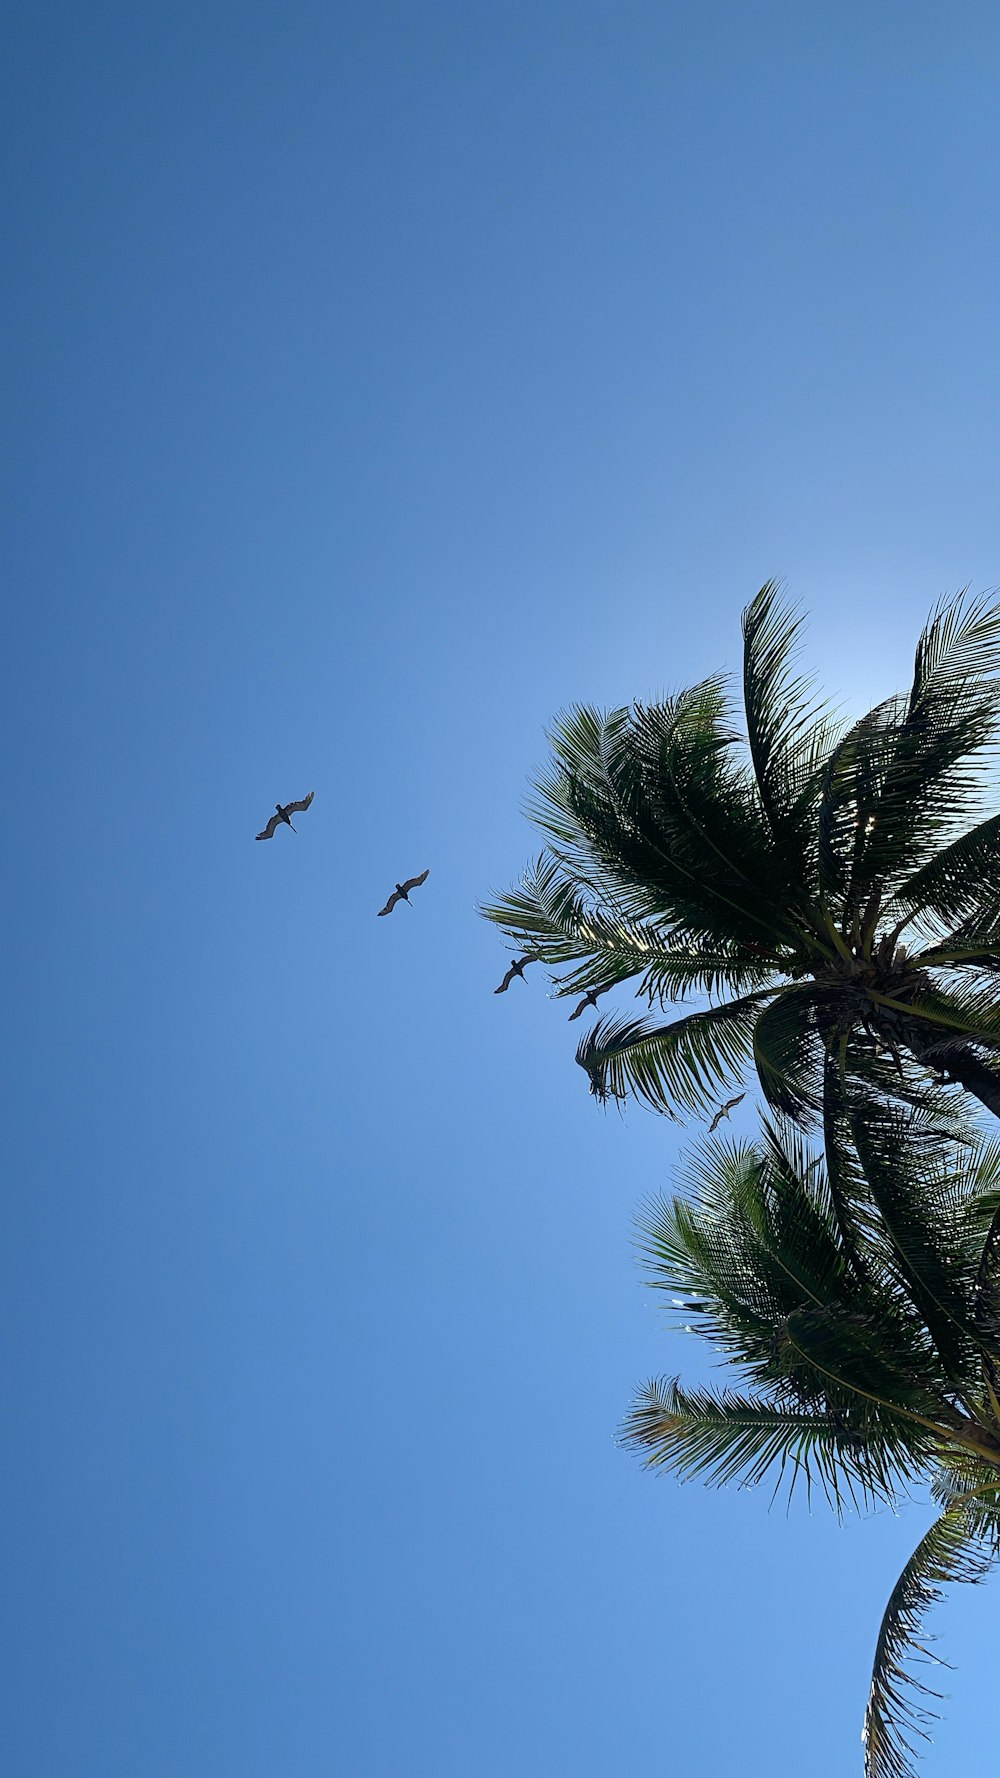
(708, 1093, 746, 1133)
(255, 792, 315, 840)
(377, 869, 430, 916)
(494, 955, 536, 994)
(567, 983, 611, 1021)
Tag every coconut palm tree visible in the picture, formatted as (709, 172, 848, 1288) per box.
(623, 1103, 1000, 1778)
(482, 585, 1000, 1126)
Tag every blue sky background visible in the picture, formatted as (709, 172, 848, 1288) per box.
(5, 3, 1000, 1773)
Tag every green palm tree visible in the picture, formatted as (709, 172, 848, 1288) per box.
(483, 585, 1000, 1126)
(623, 1105, 1000, 1778)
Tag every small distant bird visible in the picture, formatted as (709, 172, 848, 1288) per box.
(708, 1093, 745, 1133)
(494, 955, 536, 994)
(255, 792, 315, 840)
(377, 869, 430, 916)
(568, 983, 611, 1022)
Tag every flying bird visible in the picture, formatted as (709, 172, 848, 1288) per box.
(568, 983, 611, 1021)
(494, 955, 536, 994)
(255, 792, 315, 840)
(708, 1093, 746, 1133)
(377, 869, 430, 916)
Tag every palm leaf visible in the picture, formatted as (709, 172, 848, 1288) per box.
(620, 1376, 907, 1508)
(851, 593, 1000, 902)
(576, 991, 776, 1117)
(741, 580, 841, 858)
(898, 813, 1000, 932)
(864, 1502, 1000, 1778)
(751, 983, 829, 1123)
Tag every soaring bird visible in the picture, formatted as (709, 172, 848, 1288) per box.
(494, 955, 536, 994)
(708, 1093, 746, 1133)
(255, 792, 315, 840)
(377, 869, 430, 916)
(567, 983, 611, 1021)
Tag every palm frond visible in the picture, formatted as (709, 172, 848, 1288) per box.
(751, 984, 829, 1123)
(852, 593, 1000, 902)
(898, 813, 1000, 933)
(576, 991, 776, 1117)
(777, 1303, 949, 1424)
(527, 687, 812, 952)
(816, 697, 903, 907)
(864, 1501, 1000, 1778)
(845, 1100, 981, 1385)
(741, 581, 841, 857)
(620, 1376, 907, 1509)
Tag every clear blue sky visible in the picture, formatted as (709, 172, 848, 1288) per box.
(5, 4, 1000, 1773)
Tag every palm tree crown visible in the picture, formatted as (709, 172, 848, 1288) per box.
(483, 585, 1000, 1126)
(625, 1108, 1000, 1778)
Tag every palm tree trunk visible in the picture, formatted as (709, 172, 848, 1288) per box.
(905, 1024, 1000, 1121)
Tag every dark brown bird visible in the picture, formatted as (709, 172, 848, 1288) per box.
(255, 791, 315, 840)
(494, 955, 536, 994)
(377, 869, 430, 916)
(708, 1093, 746, 1133)
(568, 983, 611, 1021)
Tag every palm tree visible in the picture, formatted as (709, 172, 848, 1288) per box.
(483, 585, 1000, 1126)
(623, 1106, 1000, 1778)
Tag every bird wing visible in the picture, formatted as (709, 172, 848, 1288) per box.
(400, 869, 429, 895)
(285, 792, 315, 816)
(377, 889, 400, 916)
(255, 813, 281, 840)
(724, 1093, 746, 1114)
(707, 1107, 723, 1132)
(495, 966, 516, 993)
(567, 997, 587, 1021)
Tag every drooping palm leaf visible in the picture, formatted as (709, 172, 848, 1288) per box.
(575, 991, 777, 1117)
(863, 1501, 1000, 1778)
(751, 983, 829, 1122)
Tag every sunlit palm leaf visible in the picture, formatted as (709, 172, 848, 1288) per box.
(620, 1376, 909, 1508)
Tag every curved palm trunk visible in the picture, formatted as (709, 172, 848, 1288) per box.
(903, 1024, 1000, 1121)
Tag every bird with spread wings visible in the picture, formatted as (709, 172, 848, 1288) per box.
(255, 792, 315, 840)
(567, 984, 611, 1022)
(708, 1093, 746, 1133)
(494, 955, 537, 993)
(377, 870, 430, 916)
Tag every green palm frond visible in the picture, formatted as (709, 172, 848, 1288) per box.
(481, 855, 780, 1001)
(971, 1194, 1000, 1354)
(863, 1502, 1000, 1778)
(481, 854, 670, 974)
(777, 1303, 949, 1424)
(850, 593, 1000, 903)
(528, 684, 812, 951)
(911, 588, 1000, 697)
(575, 991, 776, 1117)
(620, 1376, 912, 1508)
(845, 1104, 980, 1385)
(908, 979, 1000, 1045)
(741, 581, 842, 852)
(898, 813, 1000, 933)
(816, 697, 903, 907)
(751, 983, 829, 1123)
